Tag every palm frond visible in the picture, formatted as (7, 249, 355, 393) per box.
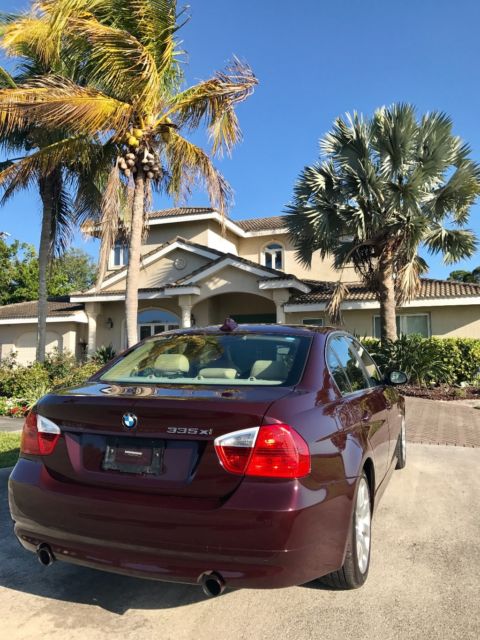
(64, 16, 161, 114)
(0, 134, 101, 204)
(96, 163, 123, 287)
(166, 59, 257, 156)
(326, 281, 349, 325)
(0, 65, 16, 89)
(0, 76, 133, 137)
(396, 255, 428, 305)
(165, 131, 232, 216)
(423, 224, 478, 264)
(1, 14, 58, 68)
(49, 169, 74, 257)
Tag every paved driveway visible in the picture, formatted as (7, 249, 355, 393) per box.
(1, 444, 479, 640)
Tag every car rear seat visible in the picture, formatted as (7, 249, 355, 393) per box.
(249, 360, 288, 380)
(154, 354, 190, 374)
(197, 367, 238, 379)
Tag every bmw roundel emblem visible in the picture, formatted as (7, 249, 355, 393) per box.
(122, 413, 138, 430)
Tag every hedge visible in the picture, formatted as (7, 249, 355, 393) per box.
(361, 335, 480, 386)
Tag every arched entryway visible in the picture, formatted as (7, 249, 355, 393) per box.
(137, 308, 180, 340)
(192, 292, 276, 326)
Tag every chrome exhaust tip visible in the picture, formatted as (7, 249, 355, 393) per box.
(199, 571, 226, 597)
(36, 543, 55, 566)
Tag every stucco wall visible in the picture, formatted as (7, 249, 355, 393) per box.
(237, 234, 357, 282)
(103, 248, 211, 292)
(285, 304, 480, 339)
(143, 221, 238, 253)
(0, 321, 83, 364)
(193, 293, 275, 325)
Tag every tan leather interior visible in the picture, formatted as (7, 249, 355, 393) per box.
(198, 368, 238, 379)
(154, 354, 189, 372)
(250, 359, 288, 380)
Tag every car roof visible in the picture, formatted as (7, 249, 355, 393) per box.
(162, 323, 337, 338)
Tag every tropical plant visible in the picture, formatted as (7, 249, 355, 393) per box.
(285, 104, 480, 342)
(448, 267, 480, 283)
(0, 1, 257, 348)
(92, 344, 116, 364)
(0, 10, 107, 361)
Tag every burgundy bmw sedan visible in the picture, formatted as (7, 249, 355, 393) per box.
(8, 324, 406, 596)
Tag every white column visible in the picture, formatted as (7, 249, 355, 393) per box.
(85, 302, 101, 355)
(178, 295, 193, 328)
(272, 290, 290, 324)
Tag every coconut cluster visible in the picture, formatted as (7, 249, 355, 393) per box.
(117, 128, 162, 180)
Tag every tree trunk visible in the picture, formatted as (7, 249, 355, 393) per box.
(125, 167, 145, 348)
(378, 248, 398, 343)
(37, 174, 55, 362)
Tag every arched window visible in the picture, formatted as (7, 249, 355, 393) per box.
(263, 243, 284, 270)
(137, 308, 180, 341)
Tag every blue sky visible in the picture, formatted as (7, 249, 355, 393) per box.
(1, 0, 480, 278)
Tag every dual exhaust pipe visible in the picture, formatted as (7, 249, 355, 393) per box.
(36, 545, 225, 598)
(36, 543, 55, 567)
(199, 571, 226, 597)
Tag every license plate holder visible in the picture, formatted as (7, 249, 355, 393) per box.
(102, 436, 165, 476)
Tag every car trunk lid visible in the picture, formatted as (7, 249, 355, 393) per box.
(36, 381, 293, 499)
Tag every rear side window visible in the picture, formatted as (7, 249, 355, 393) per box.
(329, 336, 370, 393)
(327, 346, 352, 394)
(348, 338, 382, 386)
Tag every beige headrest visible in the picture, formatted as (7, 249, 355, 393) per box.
(198, 367, 238, 379)
(154, 353, 189, 372)
(250, 360, 288, 380)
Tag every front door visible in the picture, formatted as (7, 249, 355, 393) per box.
(138, 322, 179, 341)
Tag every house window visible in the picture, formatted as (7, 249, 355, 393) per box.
(137, 309, 180, 341)
(263, 243, 284, 270)
(112, 243, 129, 268)
(302, 318, 324, 327)
(373, 314, 430, 338)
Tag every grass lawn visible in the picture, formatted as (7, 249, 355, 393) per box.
(0, 433, 21, 468)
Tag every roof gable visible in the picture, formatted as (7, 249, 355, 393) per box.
(92, 237, 223, 292)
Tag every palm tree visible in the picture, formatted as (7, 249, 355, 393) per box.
(0, 1, 257, 348)
(285, 104, 480, 342)
(0, 11, 109, 361)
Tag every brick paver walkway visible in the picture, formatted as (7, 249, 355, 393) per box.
(405, 396, 480, 448)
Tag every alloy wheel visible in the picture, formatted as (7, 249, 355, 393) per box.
(355, 477, 371, 574)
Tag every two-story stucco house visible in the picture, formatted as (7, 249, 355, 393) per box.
(1, 206, 480, 364)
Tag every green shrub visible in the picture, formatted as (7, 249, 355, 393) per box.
(0, 349, 100, 407)
(43, 348, 77, 384)
(0, 362, 51, 399)
(51, 360, 99, 390)
(361, 335, 480, 386)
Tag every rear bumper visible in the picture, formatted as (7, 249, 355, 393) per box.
(9, 458, 355, 589)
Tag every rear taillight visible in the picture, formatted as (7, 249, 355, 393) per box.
(20, 411, 61, 456)
(214, 424, 310, 479)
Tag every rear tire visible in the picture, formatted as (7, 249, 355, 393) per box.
(318, 471, 371, 589)
(395, 416, 406, 470)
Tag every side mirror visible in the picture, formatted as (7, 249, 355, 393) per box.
(386, 370, 408, 385)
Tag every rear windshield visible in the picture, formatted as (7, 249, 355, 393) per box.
(99, 332, 311, 387)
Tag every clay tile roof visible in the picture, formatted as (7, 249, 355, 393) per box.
(236, 216, 286, 232)
(0, 299, 85, 320)
(289, 278, 480, 305)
